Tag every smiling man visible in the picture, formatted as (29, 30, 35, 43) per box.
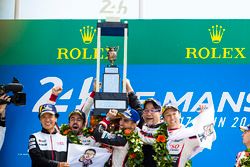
(140, 98, 163, 167)
(69, 110, 85, 134)
(66, 109, 97, 146)
(162, 103, 211, 167)
(125, 80, 164, 167)
(28, 103, 69, 167)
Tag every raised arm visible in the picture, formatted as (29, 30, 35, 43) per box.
(93, 109, 127, 146)
(126, 79, 144, 127)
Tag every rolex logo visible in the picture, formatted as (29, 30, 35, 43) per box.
(185, 24, 246, 59)
(208, 25, 225, 44)
(80, 26, 96, 44)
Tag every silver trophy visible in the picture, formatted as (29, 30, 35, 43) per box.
(94, 20, 128, 115)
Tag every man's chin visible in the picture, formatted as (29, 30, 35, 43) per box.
(44, 126, 54, 131)
(168, 124, 179, 129)
(145, 120, 154, 126)
(72, 129, 80, 134)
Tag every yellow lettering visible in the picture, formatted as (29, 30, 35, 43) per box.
(222, 48, 233, 58)
(57, 48, 69, 60)
(185, 48, 197, 58)
(69, 48, 81, 60)
(198, 47, 209, 59)
(211, 48, 221, 58)
(184, 47, 247, 60)
(234, 48, 246, 58)
(93, 48, 106, 59)
(82, 48, 92, 59)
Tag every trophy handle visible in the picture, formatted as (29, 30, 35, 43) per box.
(122, 21, 128, 93)
(115, 46, 119, 53)
(96, 20, 101, 92)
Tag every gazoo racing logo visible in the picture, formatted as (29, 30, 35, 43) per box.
(57, 25, 109, 60)
(185, 25, 246, 59)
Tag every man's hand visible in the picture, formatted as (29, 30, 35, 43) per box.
(93, 79, 102, 92)
(106, 109, 119, 120)
(52, 86, 63, 96)
(0, 94, 10, 117)
(57, 162, 70, 167)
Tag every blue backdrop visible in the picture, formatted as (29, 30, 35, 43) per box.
(0, 64, 249, 166)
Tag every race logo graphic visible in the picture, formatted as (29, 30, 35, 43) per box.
(80, 26, 96, 44)
(208, 25, 225, 44)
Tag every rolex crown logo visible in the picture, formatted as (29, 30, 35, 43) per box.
(80, 26, 96, 44)
(208, 25, 225, 44)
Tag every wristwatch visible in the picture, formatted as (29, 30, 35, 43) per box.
(0, 112, 5, 121)
(0, 116, 5, 121)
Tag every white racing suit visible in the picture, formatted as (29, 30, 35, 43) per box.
(0, 120, 6, 150)
(167, 126, 203, 167)
(28, 128, 68, 167)
(167, 108, 216, 167)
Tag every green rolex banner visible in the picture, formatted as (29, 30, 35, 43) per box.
(0, 20, 249, 65)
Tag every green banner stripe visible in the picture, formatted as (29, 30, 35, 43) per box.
(0, 20, 250, 65)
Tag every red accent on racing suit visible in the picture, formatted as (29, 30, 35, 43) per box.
(168, 126, 204, 167)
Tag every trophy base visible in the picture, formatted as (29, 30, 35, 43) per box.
(94, 92, 128, 116)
